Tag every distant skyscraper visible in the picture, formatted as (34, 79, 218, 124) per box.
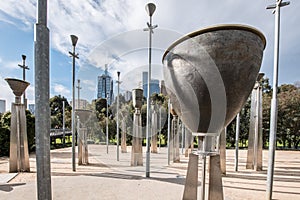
(160, 80, 167, 96)
(142, 71, 160, 98)
(97, 64, 114, 104)
(28, 104, 35, 115)
(0, 99, 6, 113)
(124, 91, 132, 102)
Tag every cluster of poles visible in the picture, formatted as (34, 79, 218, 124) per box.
(32, 1, 290, 200)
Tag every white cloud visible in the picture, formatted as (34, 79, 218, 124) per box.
(0, 0, 299, 103)
(52, 83, 71, 97)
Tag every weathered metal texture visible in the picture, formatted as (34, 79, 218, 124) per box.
(256, 86, 263, 171)
(182, 153, 199, 200)
(246, 80, 263, 170)
(219, 128, 227, 175)
(121, 120, 127, 153)
(75, 109, 92, 125)
(78, 127, 88, 165)
(75, 109, 92, 165)
(5, 78, 30, 172)
(208, 155, 224, 200)
(35, 10, 52, 199)
(246, 88, 256, 169)
(5, 78, 29, 98)
(172, 115, 180, 163)
(9, 103, 30, 172)
(132, 89, 143, 109)
(184, 127, 193, 157)
(131, 89, 143, 166)
(162, 24, 266, 135)
(151, 107, 158, 153)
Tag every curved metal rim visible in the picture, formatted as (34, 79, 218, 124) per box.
(162, 24, 266, 62)
(5, 78, 30, 85)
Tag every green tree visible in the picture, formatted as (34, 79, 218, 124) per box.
(0, 110, 35, 156)
(49, 95, 72, 128)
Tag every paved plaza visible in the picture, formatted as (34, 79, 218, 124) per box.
(0, 145, 300, 200)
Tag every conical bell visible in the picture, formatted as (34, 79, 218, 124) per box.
(5, 78, 30, 104)
(75, 109, 92, 126)
(162, 24, 266, 135)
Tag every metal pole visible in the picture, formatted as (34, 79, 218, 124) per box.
(18, 55, 29, 108)
(146, 15, 152, 178)
(181, 121, 185, 154)
(235, 113, 240, 172)
(76, 79, 81, 109)
(71, 45, 76, 172)
(159, 107, 161, 150)
(200, 137, 207, 200)
(106, 94, 109, 154)
(63, 101, 65, 147)
(117, 72, 120, 161)
(35, 0, 52, 198)
(144, 3, 157, 177)
(167, 99, 171, 165)
(254, 84, 260, 169)
(266, 1, 289, 199)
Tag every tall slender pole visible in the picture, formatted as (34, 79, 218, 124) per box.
(116, 72, 120, 161)
(266, 1, 289, 199)
(167, 99, 171, 165)
(235, 113, 240, 172)
(145, 2, 157, 178)
(63, 101, 65, 147)
(106, 94, 109, 154)
(159, 107, 161, 150)
(35, 0, 52, 199)
(18, 55, 29, 108)
(69, 35, 79, 172)
(76, 79, 81, 109)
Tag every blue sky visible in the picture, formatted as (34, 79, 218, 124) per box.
(0, 0, 299, 111)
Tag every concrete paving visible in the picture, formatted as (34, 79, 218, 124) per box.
(0, 145, 300, 200)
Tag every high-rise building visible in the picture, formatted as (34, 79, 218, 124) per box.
(97, 64, 114, 105)
(28, 104, 35, 115)
(0, 99, 6, 113)
(142, 71, 160, 98)
(160, 80, 167, 96)
(75, 99, 89, 109)
(124, 91, 132, 102)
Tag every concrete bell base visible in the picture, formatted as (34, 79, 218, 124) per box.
(9, 103, 30, 173)
(182, 153, 224, 200)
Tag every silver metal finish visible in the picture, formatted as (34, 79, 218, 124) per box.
(131, 89, 143, 166)
(162, 24, 266, 135)
(266, 1, 290, 199)
(116, 72, 121, 161)
(247, 74, 264, 170)
(69, 34, 79, 172)
(18, 55, 29, 108)
(219, 128, 226, 175)
(235, 113, 240, 172)
(172, 114, 180, 162)
(106, 94, 109, 154)
(63, 101, 66, 147)
(35, 0, 52, 197)
(163, 24, 266, 200)
(167, 99, 171, 165)
(144, 2, 157, 178)
(151, 103, 158, 153)
(76, 79, 82, 109)
(75, 109, 92, 165)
